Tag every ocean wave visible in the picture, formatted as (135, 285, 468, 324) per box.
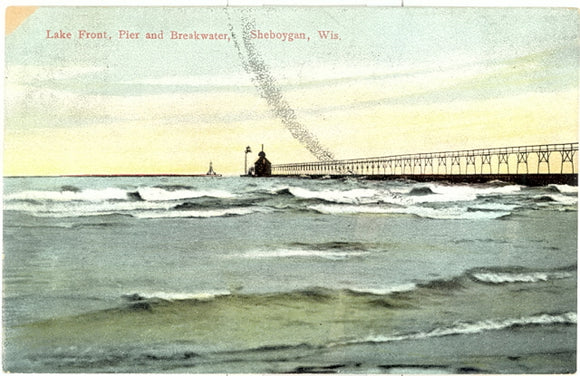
(4, 186, 236, 204)
(467, 203, 519, 212)
(549, 184, 578, 195)
(123, 291, 231, 302)
(132, 206, 272, 219)
(4, 179, 575, 221)
(336, 312, 577, 346)
(419, 266, 576, 291)
(308, 204, 511, 220)
(531, 194, 578, 206)
(236, 248, 368, 261)
(277, 184, 524, 207)
(136, 187, 235, 201)
(10, 206, 268, 220)
(388, 266, 575, 296)
(229, 241, 375, 261)
(152, 184, 196, 191)
(345, 284, 418, 295)
(307, 204, 403, 216)
(470, 270, 574, 284)
(114, 286, 410, 313)
(4, 187, 130, 202)
(4, 198, 270, 219)
(22, 273, 575, 353)
(405, 184, 522, 204)
(286, 186, 379, 204)
(271, 187, 294, 196)
(117, 264, 573, 312)
(172, 197, 264, 210)
(293, 241, 375, 251)
(408, 187, 435, 196)
(3, 200, 176, 218)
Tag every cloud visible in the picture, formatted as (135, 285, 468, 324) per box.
(3, 47, 560, 131)
(4, 82, 272, 129)
(5, 65, 107, 83)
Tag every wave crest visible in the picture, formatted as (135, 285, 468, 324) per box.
(123, 291, 231, 302)
(470, 270, 573, 284)
(307, 204, 511, 220)
(336, 312, 577, 347)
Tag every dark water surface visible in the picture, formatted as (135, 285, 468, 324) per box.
(3, 176, 577, 373)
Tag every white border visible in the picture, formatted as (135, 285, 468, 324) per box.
(1, 0, 580, 6)
(1, 2, 579, 375)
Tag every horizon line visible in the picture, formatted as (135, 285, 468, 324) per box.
(3, 173, 237, 178)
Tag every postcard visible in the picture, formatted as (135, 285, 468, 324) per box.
(3, 4, 578, 373)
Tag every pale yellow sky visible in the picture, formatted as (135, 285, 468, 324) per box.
(4, 7, 579, 176)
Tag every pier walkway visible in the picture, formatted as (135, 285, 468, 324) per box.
(271, 142, 578, 186)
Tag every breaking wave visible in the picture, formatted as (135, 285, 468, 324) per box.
(307, 203, 512, 220)
(16, 262, 575, 373)
(3, 179, 576, 220)
(437, 266, 576, 289)
(284, 186, 378, 204)
(335, 312, 577, 347)
(470, 270, 574, 284)
(135, 187, 235, 201)
(120, 265, 575, 310)
(123, 291, 232, 302)
(234, 249, 366, 261)
(5, 187, 130, 202)
(132, 206, 272, 219)
(227, 241, 382, 261)
(5, 186, 235, 203)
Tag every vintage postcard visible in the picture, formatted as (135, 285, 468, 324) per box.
(3, 4, 578, 373)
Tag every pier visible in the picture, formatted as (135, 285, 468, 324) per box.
(271, 142, 578, 186)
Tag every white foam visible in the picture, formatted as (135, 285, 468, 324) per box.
(472, 271, 573, 284)
(136, 187, 235, 201)
(4, 186, 236, 204)
(348, 284, 418, 295)
(3, 188, 260, 218)
(132, 206, 270, 219)
(3, 200, 175, 218)
(4, 187, 129, 202)
(297, 183, 524, 208)
(289, 187, 378, 204)
(338, 312, 577, 346)
(128, 291, 231, 302)
(406, 184, 522, 204)
(308, 204, 510, 220)
(418, 207, 511, 220)
(551, 184, 578, 194)
(237, 248, 367, 261)
(536, 194, 578, 206)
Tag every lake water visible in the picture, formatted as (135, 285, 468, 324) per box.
(3, 176, 577, 373)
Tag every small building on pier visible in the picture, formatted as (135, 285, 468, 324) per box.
(254, 151, 272, 177)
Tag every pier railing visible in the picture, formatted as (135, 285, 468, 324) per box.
(272, 142, 578, 177)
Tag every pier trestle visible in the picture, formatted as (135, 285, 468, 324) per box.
(272, 142, 578, 186)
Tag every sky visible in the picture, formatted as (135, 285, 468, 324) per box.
(4, 6, 579, 176)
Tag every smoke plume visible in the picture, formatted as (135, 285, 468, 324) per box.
(229, 14, 335, 161)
